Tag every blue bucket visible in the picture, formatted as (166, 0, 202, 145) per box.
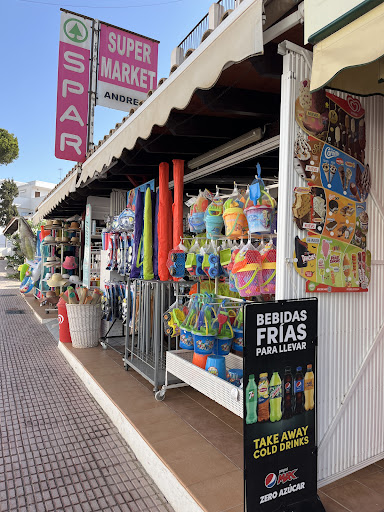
(205, 355, 226, 380)
(179, 328, 194, 350)
(245, 205, 273, 234)
(189, 212, 206, 233)
(232, 327, 244, 352)
(227, 368, 243, 387)
(205, 214, 223, 239)
(213, 336, 233, 356)
(193, 331, 215, 355)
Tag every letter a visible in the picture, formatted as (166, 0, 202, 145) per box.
(60, 105, 84, 126)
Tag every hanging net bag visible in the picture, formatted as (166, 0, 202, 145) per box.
(231, 244, 262, 297)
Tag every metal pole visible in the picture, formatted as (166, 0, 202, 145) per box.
(87, 18, 99, 152)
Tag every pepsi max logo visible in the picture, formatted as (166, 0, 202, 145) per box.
(285, 382, 291, 392)
(265, 473, 277, 488)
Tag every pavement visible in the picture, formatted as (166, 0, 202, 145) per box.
(0, 260, 174, 512)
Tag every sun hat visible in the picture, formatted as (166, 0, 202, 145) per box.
(43, 272, 52, 281)
(69, 275, 80, 284)
(46, 290, 56, 298)
(52, 220, 62, 227)
(69, 221, 80, 229)
(43, 257, 61, 267)
(61, 236, 70, 243)
(62, 273, 70, 280)
(62, 256, 77, 270)
(55, 237, 62, 243)
(70, 236, 80, 244)
(42, 235, 55, 244)
(45, 220, 54, 228)
(46, 273, 67, 287)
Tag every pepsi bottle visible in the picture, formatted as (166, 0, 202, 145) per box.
(294, 366, 304, 414)
(283, 367, 293, 419)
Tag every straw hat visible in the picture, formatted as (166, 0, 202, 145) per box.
(45, 220, 54, 228)
(55, 236, 62, 243)
(62, 256, 77, 270)
(52, 220, 62, 227)
(70, 236, 80, 244)
(42, 235, 55, 244)
(69, 221, 80, 229)
(46, 273, 67, 287)
(46, 290, 56, 298)
(69, 275, 80, 284)
(61, 236, 70, 243)
(43, 257, 61, 267)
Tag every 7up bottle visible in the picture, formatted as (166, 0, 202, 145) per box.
(269, 371, 282, 422)
(245, 374, 258, 424)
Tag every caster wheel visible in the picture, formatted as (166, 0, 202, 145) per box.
(155, 390, 165, 401)
(101, 342, 107, 350)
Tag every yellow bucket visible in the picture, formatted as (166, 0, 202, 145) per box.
(223, 207, 248, 239)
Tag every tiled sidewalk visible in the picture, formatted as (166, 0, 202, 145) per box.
(0, 261, 173, 512)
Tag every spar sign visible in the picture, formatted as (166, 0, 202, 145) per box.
(55, 12, 92, 162)
(97, 24, 159, 112)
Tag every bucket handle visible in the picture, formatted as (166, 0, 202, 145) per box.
(257, 190, 276, 208)
(261, 270, 276, 287)
(226, 211, 242, 237)
(235, 270, 260, 291)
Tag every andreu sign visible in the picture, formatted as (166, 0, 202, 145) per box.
(55, 12, 92, 162)
(97, 24, 159, 112)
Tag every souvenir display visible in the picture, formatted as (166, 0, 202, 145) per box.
(293, 80, 371, 292)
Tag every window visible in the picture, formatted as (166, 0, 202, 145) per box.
(35, 191, 40, 198)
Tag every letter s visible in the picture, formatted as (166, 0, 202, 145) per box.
(63, 51, 85, 73)
(108, 31, 116, 53)
(296, 323, 307, 341)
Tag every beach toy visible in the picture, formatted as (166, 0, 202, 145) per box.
(245, 192, 276, 234)
(179, 328, 194, 350)
(19, 263, 29, 282)
(185, 253, 197, 276)
(167, 250, 186, 278)
(232, 307, 244, 351)
(231, 244, 262, 297)
(192, 352, 209, 369)
(208, 253, 221, 278)
(20, 275, 34, 294)
(227, 369, 243, 387)
(196, 254, 205, 277)
(180, 297, 198, 350)
(223, 192, 248, 239)
(205, 355, 226, 380)
(205, 198, 223, 239)
(260, 241, 277, 294)
(188, 190, 209, 233)
(192, 305, 217, 355)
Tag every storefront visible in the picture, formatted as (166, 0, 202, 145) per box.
(29, 1, 384, 510)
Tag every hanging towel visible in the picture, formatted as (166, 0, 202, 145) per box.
(143, 187, 154, 280)
(130, 190, 144, 279)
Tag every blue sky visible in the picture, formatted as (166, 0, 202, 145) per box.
(1, 0, 213, 184)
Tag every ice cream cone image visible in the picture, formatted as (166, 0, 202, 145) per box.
(330, 164, 337, 184)
(338, 166, 345, 189)
(322, 162, 330, 184)
(345, 168, 352, 191)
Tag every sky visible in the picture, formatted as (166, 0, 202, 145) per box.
(1, 0, 214, 185)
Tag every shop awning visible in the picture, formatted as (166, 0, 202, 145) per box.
(77, 0, 264, 187)
(310, 2, 384, 94)
(32, 170, 78, 223)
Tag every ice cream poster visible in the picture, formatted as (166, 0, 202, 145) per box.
(293, 80, 371, 293)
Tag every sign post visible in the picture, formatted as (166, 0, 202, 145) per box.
(83, 204, 92, 288)
(243, 298, 325, 512)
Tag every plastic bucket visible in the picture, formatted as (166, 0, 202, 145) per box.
(223, 208, 248, 239)
(235, 269, 261, 297)
(213, 336, 233, 356)
(245, 205, 273, 234)
(205, 355, 226, 380)
(233, 327, 244, 351)
(192, 352, 209, 369)
(179, 327, 194, 350)
(193, 331, 215, 355)
(227, 368, 243, 386)
(189, 212, 206, 233)
(205, 214, 223, 239)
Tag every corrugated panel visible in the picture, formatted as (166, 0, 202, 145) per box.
(109, 189, 127, 217)
(276, 45, 384, 485)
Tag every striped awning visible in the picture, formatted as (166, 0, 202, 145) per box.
(32, 171, 78, 223)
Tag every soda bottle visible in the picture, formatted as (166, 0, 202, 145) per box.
(258, 373, 270, 422)
(304, 364, 315, 411)
(245, 374, 258, 424)
(269, 371, 282, 422)
(294, 366, 304, 414)
(283, 367, 293, 419)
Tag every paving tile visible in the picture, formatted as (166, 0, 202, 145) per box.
(318, 491, 351, 511)
(188, 470, 244, 512)
(325, 481, 384, 512)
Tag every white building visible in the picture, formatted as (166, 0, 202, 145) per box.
(0, 179, 56, 256)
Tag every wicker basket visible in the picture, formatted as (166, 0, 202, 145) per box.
(66, 304, 102, 348)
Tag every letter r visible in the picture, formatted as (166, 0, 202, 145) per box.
(60, 133, 82, 155)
